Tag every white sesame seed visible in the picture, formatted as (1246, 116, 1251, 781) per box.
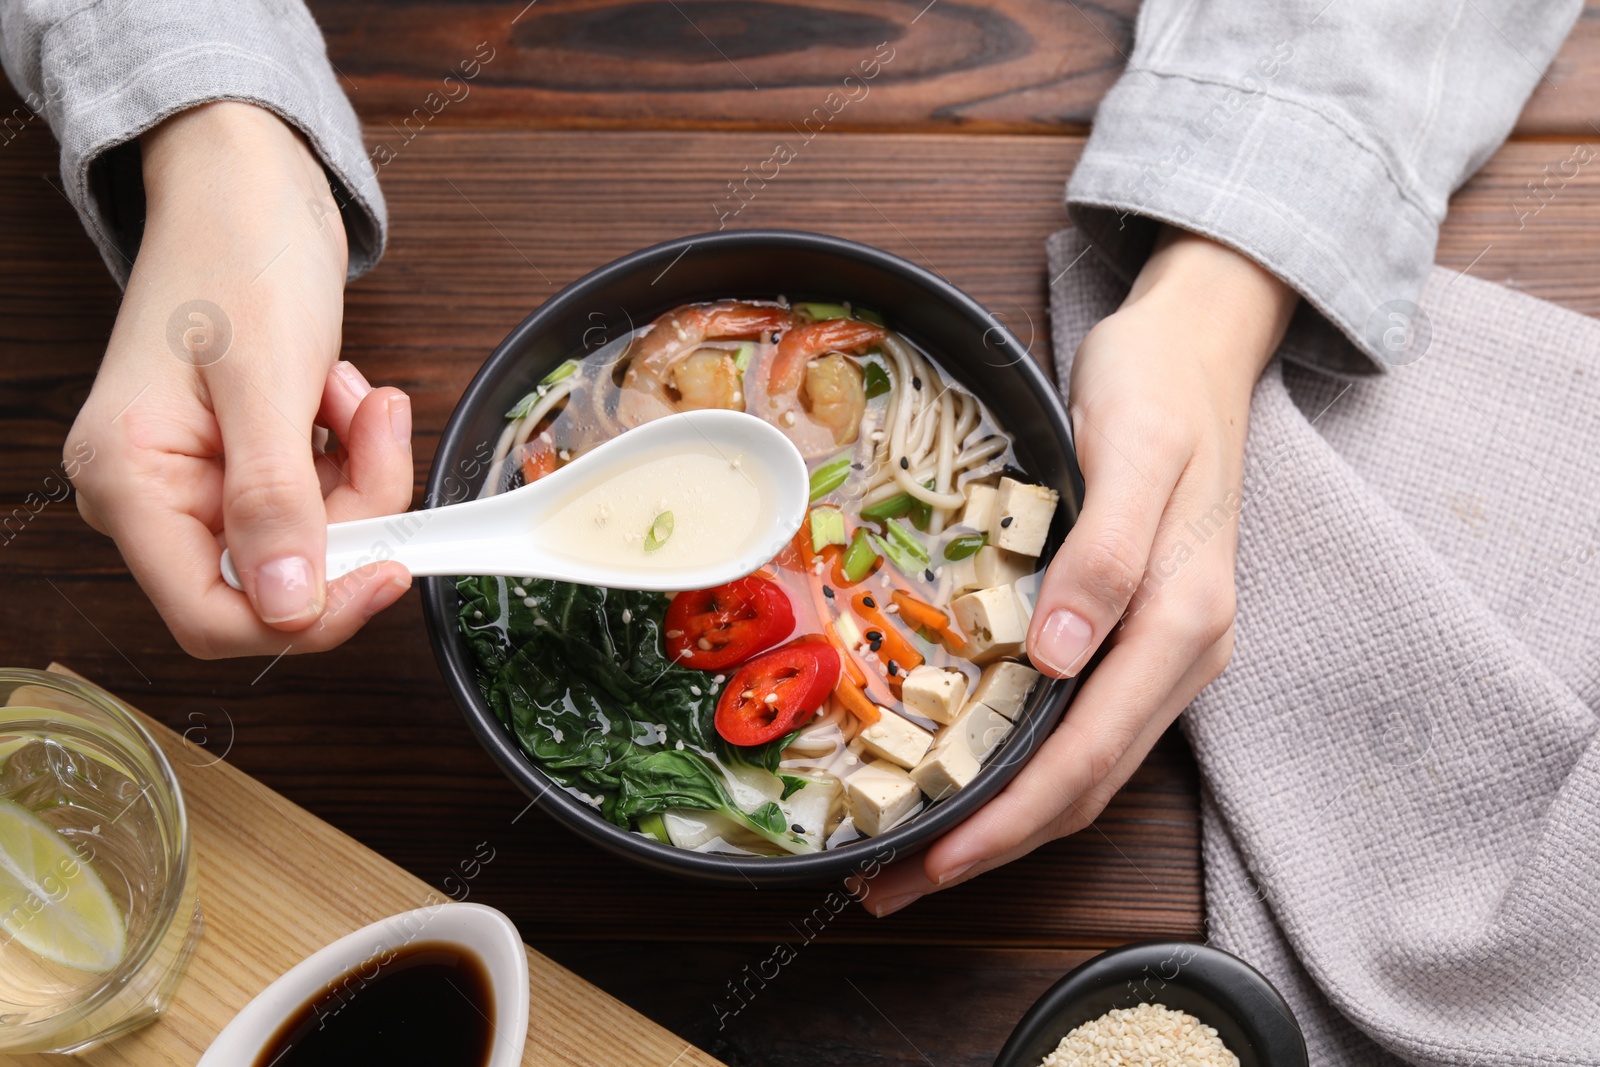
(666, 629, 684, 639)
(1038, 1002, 1239, 1067)
(523, 596, 536, 607)
(512, 586, 527, 597)
(621, 608, 633, 624)
(782, 411, 796, 426)
(763, 693, 778, 704)
(698, 637, 713, 650)
(690, 685, 702, 697)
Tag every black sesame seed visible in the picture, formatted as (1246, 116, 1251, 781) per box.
(823, 585, 835, 599)
(924, 569, 935, 582)
(899, 456, 910, 470)
(865, 630, 883, 641)
(791, 823, 805, 834)
(887, 661, 899, 675)
(869, 640, 883, 653)
(912, 377, 922, 390)
(1000, 515, 1014, 528)
(862, 595, 876, 609)
(851, 463, 864, 471)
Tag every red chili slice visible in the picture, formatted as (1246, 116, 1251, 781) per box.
(665, 576, 794, 670)
(715, 641, 841, 747)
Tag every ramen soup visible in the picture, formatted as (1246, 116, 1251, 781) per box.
(456, 299, 1061, 854)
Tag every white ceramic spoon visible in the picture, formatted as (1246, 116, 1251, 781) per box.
(220, 409, 809, 593)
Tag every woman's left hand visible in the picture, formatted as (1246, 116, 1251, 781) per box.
(863, 228, 1297, 916)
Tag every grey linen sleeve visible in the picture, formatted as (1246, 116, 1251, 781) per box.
(0, 0, 384, 285)
(1066, 0, 1582, 373)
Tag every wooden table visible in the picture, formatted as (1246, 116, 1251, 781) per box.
(3, 3, 1598, 1063)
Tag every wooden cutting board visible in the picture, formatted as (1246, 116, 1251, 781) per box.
(7, 666, 722, 1067)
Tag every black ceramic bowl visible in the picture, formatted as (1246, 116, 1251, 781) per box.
(994, 942, 1308, 1067)
(421, 229, 1084, 885)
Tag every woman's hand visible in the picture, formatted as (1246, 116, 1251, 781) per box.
(65, 102, 413, 659)
(868, 228, 1297, 914)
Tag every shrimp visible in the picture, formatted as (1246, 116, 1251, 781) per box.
(673, 349, 745, 411)
(753, 317, 883, 456)
(616, 301, 792, 426)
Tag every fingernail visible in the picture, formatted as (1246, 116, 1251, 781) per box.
(364, 575, 410, 618)
(389, 394, 412, 445)
(1033, 608, 1095, 677)
(333, 360, 372, 400)
(252, 555, 321, 624)
(935, 860, 976, 886)
(869, 892, 922, 918)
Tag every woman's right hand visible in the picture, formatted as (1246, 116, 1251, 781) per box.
(65, 102, 414, 659)
(867, 227, 1298, 914)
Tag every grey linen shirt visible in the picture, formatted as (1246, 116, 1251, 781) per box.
(1067, 0, 1583, 371)
(0, 0, 385, 284)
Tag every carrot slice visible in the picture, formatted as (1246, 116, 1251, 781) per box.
(850, 591, 924, 675)
(834, 678, 882, 725)
(891, 590, 967, 650)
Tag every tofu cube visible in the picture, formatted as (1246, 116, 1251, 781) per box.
(846, 761, 921, 836)
(957, 482, 999, 533)
(994, 478, 1059, 557)
(857, 709, 934, 769)
(941, 555, 983, 597)
(909, 739, 980, 801)
(969, 660, 1041, 721)
(900, 666, 968, 725)
(974, 545, 1034, 589)
(943, 700, 1015, 762)
(952, 584, 1031, 663)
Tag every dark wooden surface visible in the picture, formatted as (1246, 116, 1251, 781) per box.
(4, 6, 1600, 1066)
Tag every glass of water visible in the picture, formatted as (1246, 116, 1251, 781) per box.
(0, 669, 201, 1054)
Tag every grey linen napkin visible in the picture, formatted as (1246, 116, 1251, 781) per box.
(1047, 228, 1600, 1066)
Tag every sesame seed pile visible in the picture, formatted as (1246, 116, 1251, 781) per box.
(1037, 1003, 1239, 1067)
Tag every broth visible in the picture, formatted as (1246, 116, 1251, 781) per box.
(253, 941, 494, 1067)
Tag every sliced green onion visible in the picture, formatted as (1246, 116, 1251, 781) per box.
(809, 507, 847, 553)
(808, 452, 853, 502)
(862, 361, 891, 399)
(910, 498, 933, 532)
(644, 510, 674, 552)
(943, 533, 987, 561)
(795, 301, 851, 321)
(505, 359, 581, 419)
(860, 479, 932, 524)
(842, 529, 879, 583)
(855, 307, 886, 326)
(733, 341, 755, 372)
(860, 491, 913, 522)
(869, 533, 915, 577)
(886, 519, 931, 565)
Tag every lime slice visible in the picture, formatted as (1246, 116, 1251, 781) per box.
(0, 798, 126, 973)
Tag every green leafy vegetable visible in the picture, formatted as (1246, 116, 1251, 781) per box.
(644, 511, 674, 552)
(841, 528, 880, 583)
(779, 775, 809, 800)
(944, 533, 987, 561)
(855, 307, 886, 327)
(809, 508, 847, 553)
(454, 577, 813, 854)
(862, 361, 891, 399)
(808, 452, 853, 502)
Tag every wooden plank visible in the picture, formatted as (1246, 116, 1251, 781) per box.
(1, 1, 1594, 137)
(543, 942, 1102, 1067)
(299, 0, 1597, 139)
(3, 667, 718, 1067)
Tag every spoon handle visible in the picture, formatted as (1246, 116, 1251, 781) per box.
(219, 493, 525, 591)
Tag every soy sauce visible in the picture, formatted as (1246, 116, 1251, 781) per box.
(254, 941, 495, 1067)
